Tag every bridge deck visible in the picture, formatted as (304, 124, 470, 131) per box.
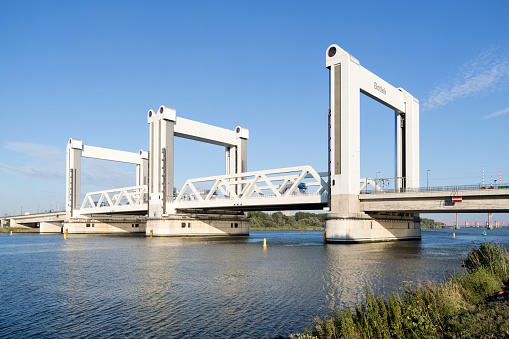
(360, 188, 509, 213)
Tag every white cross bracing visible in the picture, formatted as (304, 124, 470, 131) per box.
(79, 185, 148, 215)
(172, 166, 328, 210)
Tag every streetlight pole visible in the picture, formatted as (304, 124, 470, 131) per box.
(427, 170, 430, 191)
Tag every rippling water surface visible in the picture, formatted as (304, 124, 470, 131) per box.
(1, 228, 508, 338)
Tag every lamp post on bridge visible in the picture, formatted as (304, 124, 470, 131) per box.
(427, 170, 430, 191)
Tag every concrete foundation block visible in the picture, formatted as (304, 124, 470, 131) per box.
(40, 221, 62, 233)
(325, 213, 421, 243)
(147, 213, 248, 236)
(63, 218, 146, 234)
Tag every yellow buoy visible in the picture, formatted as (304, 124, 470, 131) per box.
(453, 233, 455, 238)
(323, 230, 327, 244)
(301, 230, 303, 234)
(64, 233, 67, 239)
(65, 228, 68, 235)
(150, 229, 153, 238)
(263, 238, 267, 249)
(10, 231, 12, 235)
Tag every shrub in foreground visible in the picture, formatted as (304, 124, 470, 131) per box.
(291, 241, 509, 339)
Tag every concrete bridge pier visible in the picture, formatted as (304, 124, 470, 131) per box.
(40, 221, 62, 233)
(146, 211, 248, 237)
(63, 217, 146, 234)
(325, 194, 420, 242)
(488, 213, 493, 230)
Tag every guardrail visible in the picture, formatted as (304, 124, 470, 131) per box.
(361, 182, 509, 194)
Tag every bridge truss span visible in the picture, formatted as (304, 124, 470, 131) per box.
(172, 166, 328, 211)
(79, 185, 148, 215)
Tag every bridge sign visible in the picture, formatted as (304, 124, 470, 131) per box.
(452, 196, 462, 203)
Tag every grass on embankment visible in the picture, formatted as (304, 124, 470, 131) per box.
(0, 227, 39, 233)
(291, 241, 509, 339)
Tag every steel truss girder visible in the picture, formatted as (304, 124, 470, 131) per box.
(172, 166, 328, 210)
(79, 185, 148, 215)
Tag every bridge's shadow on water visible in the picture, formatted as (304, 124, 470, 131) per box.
(0, 229, 506, 338)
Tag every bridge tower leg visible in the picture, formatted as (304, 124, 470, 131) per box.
(137, 150, 149, 187)
(147, 106, 175, 217)
(226, 128, 248, 194)
(324, 44, 421, 242)
(66, 138, 82, 218)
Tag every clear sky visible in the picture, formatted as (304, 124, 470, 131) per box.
(1, 1, 509, 222)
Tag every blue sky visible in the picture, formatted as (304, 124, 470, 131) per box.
(1, 1, 509, 222)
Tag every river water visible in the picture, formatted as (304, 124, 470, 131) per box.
(1, 228, 508, 338)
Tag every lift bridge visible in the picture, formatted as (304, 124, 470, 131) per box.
(52, 43, 509, 242)
(60, 43, 425, 242)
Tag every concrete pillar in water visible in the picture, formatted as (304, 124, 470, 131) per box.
(455, 213, 460, 230)
(488, 213, 493, 230)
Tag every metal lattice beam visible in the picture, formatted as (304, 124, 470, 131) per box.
(79, 185, 148, 215)
(172, 166, 327, 210)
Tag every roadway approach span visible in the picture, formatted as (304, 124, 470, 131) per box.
(360, 188, 509, 214)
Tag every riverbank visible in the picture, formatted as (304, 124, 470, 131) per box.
(292, 241, 509, 338)
(0, 227, 39, 233)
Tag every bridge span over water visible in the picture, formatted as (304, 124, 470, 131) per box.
(76, 177, 509, 215)
(5, 183, 508, 233)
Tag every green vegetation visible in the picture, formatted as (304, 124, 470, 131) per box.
(0, 227, 39, 233)
(249, 214, 445, 231)
(248, 211, 325, 231)
(420, 218, 443, 230)
(292, 241, 509, 339)
(248, 213, 444, 231)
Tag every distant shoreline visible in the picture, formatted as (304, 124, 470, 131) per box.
(0, 227, 39, 233)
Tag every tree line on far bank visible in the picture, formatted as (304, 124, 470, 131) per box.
(247, 211, 442, 230)
(247, 211, 325, 230)
(421, 218, 444, 229)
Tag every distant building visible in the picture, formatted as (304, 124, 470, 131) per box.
(284, 210, 290, 217)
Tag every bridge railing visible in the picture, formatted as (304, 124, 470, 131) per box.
(438, 221, 509, 227)
(174, 166, 327, 207)
(79, 185, 148, 213)
(360, 180, 509, 194)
